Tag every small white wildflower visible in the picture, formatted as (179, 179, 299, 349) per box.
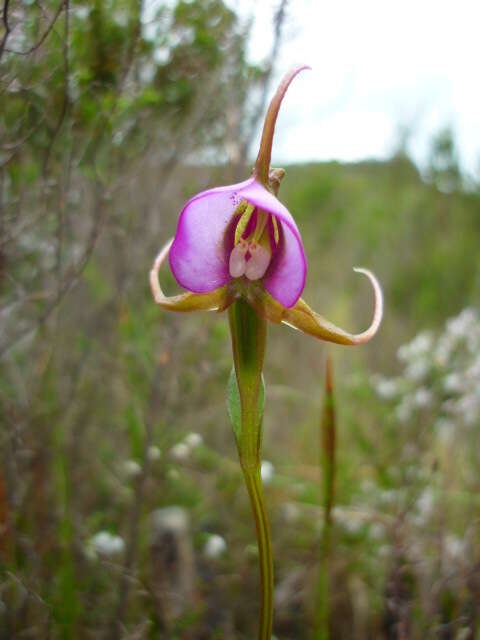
(112, 130, 125, 146)
(446, 308, 477, 339)
(467, 354, 480, 379)
(374, 376, 400, 400)
(379, 490, 398, 507)
(89, 531, 125, 557)
(150, 507, 189, 535)
(75, 6, 90, 19)
(332, 506, 349, 523)
(405, 359, 430, 382)
(398, 332, 433, 362)
(261, 460, 275, 484)
(444, 534, 464, 561)
(170, 442, 190, 461)
(434, 334, 455, 367)
(204, 534, 227, 559)
(283, 502, 300, 523)
(443, 373, 463, 393)
(139, 62, 156, 84)
(413, 388, 433, 409)
(417, 489, 434, 519)
(343, 520, 363, 535)
(147, 446, 161, 461)
(123, 460, 142, 478)
(333, 508, 363, 534)
(455, 394, 480, 426)
(183, 432, 203, 449)
(153, 47, 170, 65)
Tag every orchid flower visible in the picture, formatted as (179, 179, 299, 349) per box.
(150, 66, 382, 345)
(150, 66, 383, 640)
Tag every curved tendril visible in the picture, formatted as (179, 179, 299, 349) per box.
(150, 239, 233, 313)
(350, 268, 383, 342)
(284, 268, 383, 345)
(254, 65, 311, 187)
(248, 268, 383, 346)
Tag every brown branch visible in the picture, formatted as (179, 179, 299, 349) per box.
(42, 0, 69, 175)
(0, 166, 5, 290)
(0, 0, 10, 60)
(1, 0, 143, 358)
(0, 205, 51, 249)
(4, 0, 66, 56)
(0, 116, 47, 170)
(0, 181, 108, 359)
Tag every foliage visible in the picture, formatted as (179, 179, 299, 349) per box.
(0, 0, 260, 359)
(1, 2, 480, 638)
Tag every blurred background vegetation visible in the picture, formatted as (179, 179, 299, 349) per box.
(1, 1, 480, 638)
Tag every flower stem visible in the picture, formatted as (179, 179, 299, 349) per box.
(241, 464, 274, 640)
(228, 300, 273, 639)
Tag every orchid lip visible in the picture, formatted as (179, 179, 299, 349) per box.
(229, 204, 273, 282)
(229, 239, 248, 278)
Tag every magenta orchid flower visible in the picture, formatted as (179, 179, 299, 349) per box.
(150, 67, 382, 345)
(150, 66, 383, 640)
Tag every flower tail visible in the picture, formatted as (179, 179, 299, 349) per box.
(254, 65, 311, 187)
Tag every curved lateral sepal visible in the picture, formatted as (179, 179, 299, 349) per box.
(248, 268, 383, 346)
(150, 239, 234, 313)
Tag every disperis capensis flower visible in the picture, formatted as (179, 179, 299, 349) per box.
(150, 66, 383, 345)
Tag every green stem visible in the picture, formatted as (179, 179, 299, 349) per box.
(242, 465, 274, 640)
(228, 300, 266, 466)
(228, 300, 273, 640)
(313, 357, 336, 639)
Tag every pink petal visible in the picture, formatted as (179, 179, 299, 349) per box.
(237, 179, 307, 308)
(262, 222, 307, 308)
(169, 179, 251, 293)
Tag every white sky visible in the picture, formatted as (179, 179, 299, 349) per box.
(229, 0, 480, 176)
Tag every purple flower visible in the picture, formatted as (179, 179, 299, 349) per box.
(169, 173, 305, 309)
(150, 67, 383, 345)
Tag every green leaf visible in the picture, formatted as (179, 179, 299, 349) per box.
(227, 366, 241, 443)
(227, 366, 265, 447)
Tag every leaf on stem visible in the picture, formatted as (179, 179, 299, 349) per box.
(227, 366, 265, 447)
